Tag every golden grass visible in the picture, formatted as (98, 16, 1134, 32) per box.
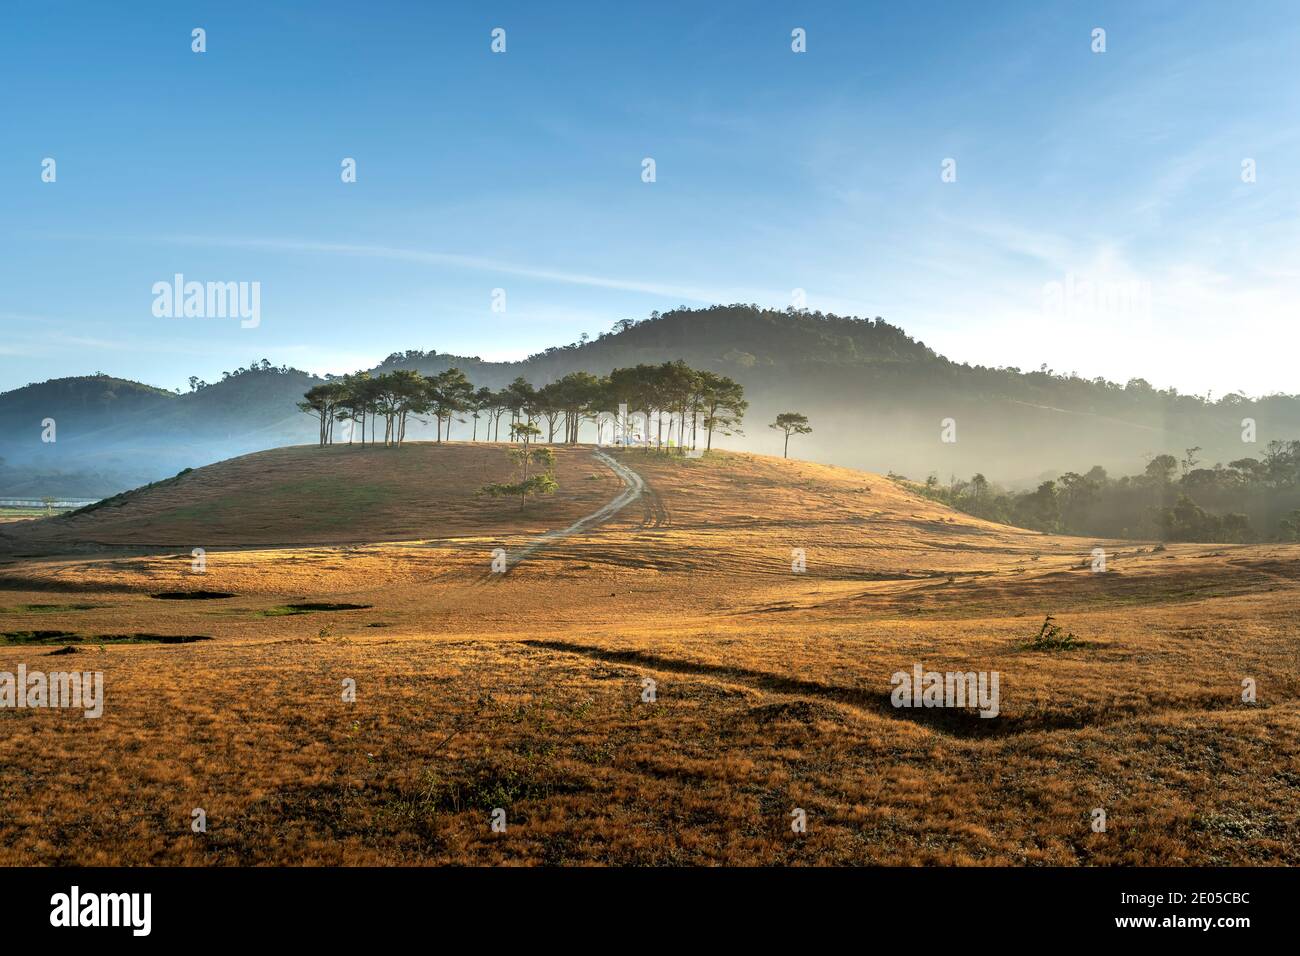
(0, 444, 1295, 865)
(0, 442, 621, 549)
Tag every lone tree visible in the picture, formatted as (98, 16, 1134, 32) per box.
(480, 422, 558, 510)
(770, 412, 812, 458)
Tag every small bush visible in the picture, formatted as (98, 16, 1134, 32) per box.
(1023, 614, 1080, 651)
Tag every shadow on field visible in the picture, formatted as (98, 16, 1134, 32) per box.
(520, 638, 1257, 739)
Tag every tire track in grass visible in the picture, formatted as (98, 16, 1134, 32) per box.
(501, 449, 646, 571)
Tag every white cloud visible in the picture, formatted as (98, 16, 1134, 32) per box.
(152, 234, 757, 304)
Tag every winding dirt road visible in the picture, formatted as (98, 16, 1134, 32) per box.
(503, 449, 645, 570)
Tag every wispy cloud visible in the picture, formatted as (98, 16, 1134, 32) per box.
(148, 235, 776, 306)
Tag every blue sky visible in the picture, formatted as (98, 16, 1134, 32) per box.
(2, 0, 1298, 396)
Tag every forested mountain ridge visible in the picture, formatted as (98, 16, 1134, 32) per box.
(3, 305, 1297, 497)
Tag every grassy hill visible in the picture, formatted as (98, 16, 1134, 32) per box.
(1, 437, 1296, 865)
(0, 442, 624, 551)
(4, 306, 1300, 496)
(0, 441, 1050, 562)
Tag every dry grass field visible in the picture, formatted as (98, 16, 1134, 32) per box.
(0, 442, 1296, 865)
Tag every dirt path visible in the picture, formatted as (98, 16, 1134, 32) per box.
(504, 449, 645, 570)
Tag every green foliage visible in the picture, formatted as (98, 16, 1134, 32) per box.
(898, 441, 1300, 542)
(480, 421, 559, 509)
(1157, 494, 1250, 543)
(512, 446, 555, 470)
(770, 412, 812, 458)
(1023, 615, 1081, 651)
(299, 357, 748, 455)
(480, 473, 559, 504)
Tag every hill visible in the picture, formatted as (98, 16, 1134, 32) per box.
(0, 442, 623, 552)
(4, 306, 1299, 496)
(0, 440, 1099, 604)
(1, 441, 1296, 865)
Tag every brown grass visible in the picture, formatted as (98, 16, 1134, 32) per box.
(0, 444, 1295, 865)
(0, 442, 620, 550)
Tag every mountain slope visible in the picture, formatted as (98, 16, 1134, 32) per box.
(0, 443, 623, 550)
(3, 305, 1298, 496)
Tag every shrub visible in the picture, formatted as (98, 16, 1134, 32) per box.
(1023, 614, 1080, 651)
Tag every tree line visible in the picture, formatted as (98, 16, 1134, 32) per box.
(900, 439, 1300, 543)
(297, 361, 748, 452)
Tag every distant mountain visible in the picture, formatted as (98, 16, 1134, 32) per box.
(3, 305, 1298, 497)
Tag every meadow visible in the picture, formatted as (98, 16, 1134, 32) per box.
(0, 443, 1295, 865)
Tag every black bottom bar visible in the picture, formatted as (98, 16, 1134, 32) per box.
(1, 866, 1284, 941)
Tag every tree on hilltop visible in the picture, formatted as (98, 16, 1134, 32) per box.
(770, 412, 812, 458)
(479, 422, 558, 510)
(698, 371, 747, 452)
